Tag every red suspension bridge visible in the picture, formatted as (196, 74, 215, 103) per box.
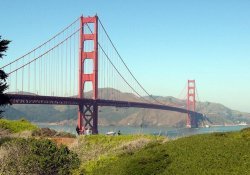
(1, 15, 205, 134)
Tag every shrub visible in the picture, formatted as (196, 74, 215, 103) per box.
(32, 127, 76, 138)
(0, 137, 12, 146)
(0, 138, 80, 175)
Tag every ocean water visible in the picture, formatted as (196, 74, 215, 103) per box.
(36, 123, 249, 138)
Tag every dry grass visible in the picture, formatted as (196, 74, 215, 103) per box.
(71, 135, 166, 163)
(115, 138, 154, 155)
(11, 130, 33, 138)
(51, 137, 77, 149)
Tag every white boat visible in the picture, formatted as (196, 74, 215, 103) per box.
(205, 124, 210, 128)
(238, 122, 247, 126)
(106, 131, 116, 135)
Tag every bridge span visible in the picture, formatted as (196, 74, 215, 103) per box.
(8, 94, 201, 116)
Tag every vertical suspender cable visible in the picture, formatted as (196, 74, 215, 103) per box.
(69, 34, 71, 96)
(66, 35, 68, 96)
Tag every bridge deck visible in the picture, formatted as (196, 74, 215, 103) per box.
(7, 94, 200, 115)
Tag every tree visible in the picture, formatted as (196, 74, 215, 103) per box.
(0, 36, 11, 118)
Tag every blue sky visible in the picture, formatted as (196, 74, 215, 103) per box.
(1, 0, 250, 112)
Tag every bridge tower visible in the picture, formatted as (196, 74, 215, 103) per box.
(186, 80, 198, 128)
(78, 15, 98, 134)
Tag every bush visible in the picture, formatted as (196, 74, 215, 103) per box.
(0, 137, 12, 146)
(32, 127, 76, 138)
(241, 127, 250, 133)
(0, 138, 80, 175)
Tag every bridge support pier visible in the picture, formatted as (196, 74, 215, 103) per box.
(189, 113, 198, 128)
(78, 102, 98, 134)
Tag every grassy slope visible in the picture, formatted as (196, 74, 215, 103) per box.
(72, 135, 166, 174)
(0, 119, 38, 133)
(73, 128, 250, 175)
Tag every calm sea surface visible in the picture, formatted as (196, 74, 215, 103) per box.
(35, 123, 249, 138)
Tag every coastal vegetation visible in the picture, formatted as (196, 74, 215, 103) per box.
(0, 119, 79, 174)
(72, 129, 250, 175)
(71, 134, 166, 174)
(0, 138, 80, 175)
(0, 119, 249, 174)
(0, 118, 38, 133)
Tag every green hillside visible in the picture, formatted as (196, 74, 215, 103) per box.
(0, 119, 38, 133)
(72, 128, 250, 175)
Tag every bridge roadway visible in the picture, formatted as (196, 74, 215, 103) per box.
(7, 94, 201, 116)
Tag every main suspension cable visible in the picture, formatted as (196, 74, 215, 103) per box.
(85, 22, 151, 103)
(8, 27, 81, 75)
(98, 17, 163, 104)
(1, 17, 80, 69)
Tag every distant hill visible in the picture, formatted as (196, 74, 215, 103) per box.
(2, 88, 250, 127)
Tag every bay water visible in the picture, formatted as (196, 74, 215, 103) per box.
(36, 123, 249, 138)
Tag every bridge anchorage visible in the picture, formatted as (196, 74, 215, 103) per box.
(2, 15, 206, 135)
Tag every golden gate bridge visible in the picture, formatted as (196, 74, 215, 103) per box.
(1, 15, 205, 134)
